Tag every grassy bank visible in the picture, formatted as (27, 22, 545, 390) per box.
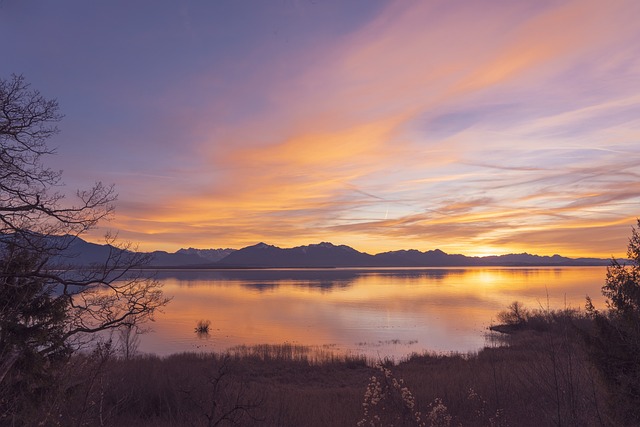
(4, 310, 621, 426)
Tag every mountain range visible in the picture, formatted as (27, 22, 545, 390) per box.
(52, 236, 616, 268)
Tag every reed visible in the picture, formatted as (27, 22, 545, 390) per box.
(3, 316, 614, 426)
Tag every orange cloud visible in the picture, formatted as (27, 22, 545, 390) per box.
(90, 0, 640, 258)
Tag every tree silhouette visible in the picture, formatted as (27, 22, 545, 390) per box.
(0, 75, 169, 414)
(586, 219, 640, 423)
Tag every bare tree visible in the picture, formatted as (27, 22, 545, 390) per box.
(0, 74, 169, 402)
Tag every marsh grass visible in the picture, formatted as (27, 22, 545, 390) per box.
(3, 315, 615, 426)
(195, 319, 211, 335)
(227, 343, 372, 366)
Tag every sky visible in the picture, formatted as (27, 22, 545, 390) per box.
(2, 0, 640, 257)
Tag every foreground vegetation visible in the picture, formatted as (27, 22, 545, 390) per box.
(0, 311, 625, 426)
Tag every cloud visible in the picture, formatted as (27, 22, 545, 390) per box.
(81, 0, 640, 257)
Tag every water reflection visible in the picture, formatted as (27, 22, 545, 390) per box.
(139, 267, 607, 360)
(241, 283, 280, 292)
(153, 268, 471, 289)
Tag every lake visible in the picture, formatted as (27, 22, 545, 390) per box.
(134, 267, 608, 360)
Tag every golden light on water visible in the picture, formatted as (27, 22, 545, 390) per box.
(139, 267, 607, 358)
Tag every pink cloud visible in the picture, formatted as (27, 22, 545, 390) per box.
(95, 0, 640, 257)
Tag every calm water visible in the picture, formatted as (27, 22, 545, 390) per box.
(136, 267, 608, 360)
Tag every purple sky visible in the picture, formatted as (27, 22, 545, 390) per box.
(2, 0, 640, 256)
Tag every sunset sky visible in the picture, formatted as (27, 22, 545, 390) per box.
(2, 0, 639, 257)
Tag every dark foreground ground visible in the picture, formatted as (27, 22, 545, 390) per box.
(6, 308, 628, 427)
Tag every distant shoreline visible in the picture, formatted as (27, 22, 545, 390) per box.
(140, 263, 612, 270)
(54, 235, 623, 269)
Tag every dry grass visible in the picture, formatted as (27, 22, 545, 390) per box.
(4, 314, 618, 426)
(15, 345, 371, 426)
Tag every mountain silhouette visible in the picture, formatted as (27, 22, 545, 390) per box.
(218, 242, 376, 267)
(175, 247, 235, 263)
(218, 242, 613, 268)
(38, 236, 615, 268)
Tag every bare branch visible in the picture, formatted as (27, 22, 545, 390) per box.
(0, 75, 169, 397)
